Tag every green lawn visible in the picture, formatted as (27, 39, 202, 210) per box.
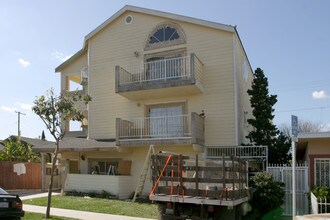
(23, 212, 79, 220)
(23, 195, 158, 219)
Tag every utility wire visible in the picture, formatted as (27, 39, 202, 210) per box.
(276, 105, 330, 113)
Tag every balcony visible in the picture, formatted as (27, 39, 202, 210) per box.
(116, 112, 204, 147)
(115, 53, 203, 100)
(62, 90, 88, 138)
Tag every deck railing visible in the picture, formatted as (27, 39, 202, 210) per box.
(116, 112, 204, 144)
(116, 53, 203, 86)
(205, 146, 268, 161)
(117, 114, 191, 139)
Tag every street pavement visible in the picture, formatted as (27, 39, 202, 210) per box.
(18, 191, 155, 220)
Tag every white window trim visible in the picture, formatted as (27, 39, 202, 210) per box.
(314, 158, 330, 187)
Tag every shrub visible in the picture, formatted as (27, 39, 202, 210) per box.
(101, 190, 110, 199)
(312, 186, 330, 199)
(250, 172, 285, 215)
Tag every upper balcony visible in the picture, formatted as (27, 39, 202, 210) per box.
(116, 112, 204, 147)
(115, 53, 203, 100)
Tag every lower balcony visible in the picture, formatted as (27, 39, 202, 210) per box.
(116, 112, 204, 147)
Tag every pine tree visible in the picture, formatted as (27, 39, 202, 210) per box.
(247, 68, 278, 146)
(271, 131, 291, 164)
(246, 68, 290, 163)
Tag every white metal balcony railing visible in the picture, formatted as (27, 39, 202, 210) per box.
(205, 146, 268, 161)
(118, 115, 191, 140)
(117, 54, 203, 86)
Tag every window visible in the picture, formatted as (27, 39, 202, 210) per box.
(146, 53, 185, 80)
(315, 159, 330, 187)
(89, 159, 119, 175)
(147, 103, 186, 138)
(149, 26, 179, 44)
(145, 22, 185, 50)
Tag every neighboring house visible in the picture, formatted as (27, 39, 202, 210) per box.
(297, 132, 330, 189)
(0, 141, 4, 152)
(33, 5, 255, 199)
(1, 135, 52, 148)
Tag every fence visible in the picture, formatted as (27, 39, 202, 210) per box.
(0, 162, 42, 189)
(311, 192, 330, 214)
(267, 163, 309, 216)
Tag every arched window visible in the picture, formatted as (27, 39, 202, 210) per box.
(145, 22, 186, 50)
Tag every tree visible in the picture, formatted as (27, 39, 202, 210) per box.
(32, 89, 91, 218)
(270, 131, 291, 164)
(246, 68, 291, 163)
(0, 138, 40, 162)
(279, 120, 327, 137)
(246, 68, 278, 143)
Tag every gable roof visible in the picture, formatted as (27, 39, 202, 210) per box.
(55, 5, 235, 72)
(2, 135, 54, 147)
(84, 5, 235, 44)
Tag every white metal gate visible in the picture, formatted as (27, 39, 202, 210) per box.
(267, 164, 309, 216)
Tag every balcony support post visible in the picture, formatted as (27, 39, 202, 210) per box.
(190, 53, 196, 84)
(116, 118, 120, 146)
(115, 66, 120, 93)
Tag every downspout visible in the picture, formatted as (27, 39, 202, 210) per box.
(87, 39, 91, 140)
(233, 32, 239, 146)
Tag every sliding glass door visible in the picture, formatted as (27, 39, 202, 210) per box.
(149, 105, 184, 138)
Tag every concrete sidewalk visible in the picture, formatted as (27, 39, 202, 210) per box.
(24, 204, 155, 220)
(20, 192, 60, 201)
(20, 192, 155, 220)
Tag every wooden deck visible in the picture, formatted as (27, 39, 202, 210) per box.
(149, 153, 249, 206)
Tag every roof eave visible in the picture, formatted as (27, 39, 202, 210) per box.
(58, 5, 236, 73)
(55, 48, 85, 73)
(298, 132, 330, 139)
(83, 5, 235, 46)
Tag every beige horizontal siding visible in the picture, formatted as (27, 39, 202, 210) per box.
(234, 35, 254, 145)
(60, 51, 87, 75)
(61, 11, 238, 146)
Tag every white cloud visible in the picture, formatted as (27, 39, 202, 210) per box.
(312, 90, 329, 99)
(51, 51, 72, 62)
(1, 106, 17, 112)
(18, 58, 31, 68)
(16, 102, 32, 111)
(320, 123, 330, 132)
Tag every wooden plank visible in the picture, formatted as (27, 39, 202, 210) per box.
(195, 154, 199, 197)
(154, 176, 246, 184)
(222, 154, 225, 197)
(156, 187, 248, 200)
(232, 156, 235, 200)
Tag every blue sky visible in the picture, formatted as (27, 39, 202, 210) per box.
(1, 0, 330, 140)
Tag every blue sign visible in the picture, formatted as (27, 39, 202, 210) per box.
(291, 115, 299, 137)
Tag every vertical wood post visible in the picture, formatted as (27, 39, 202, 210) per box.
(195, 154, 199, 197)
(232, 156, 235, 200)
(222, 154, 226, 199)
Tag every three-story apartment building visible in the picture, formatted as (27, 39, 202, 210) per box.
(38, 5, 255, 198)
